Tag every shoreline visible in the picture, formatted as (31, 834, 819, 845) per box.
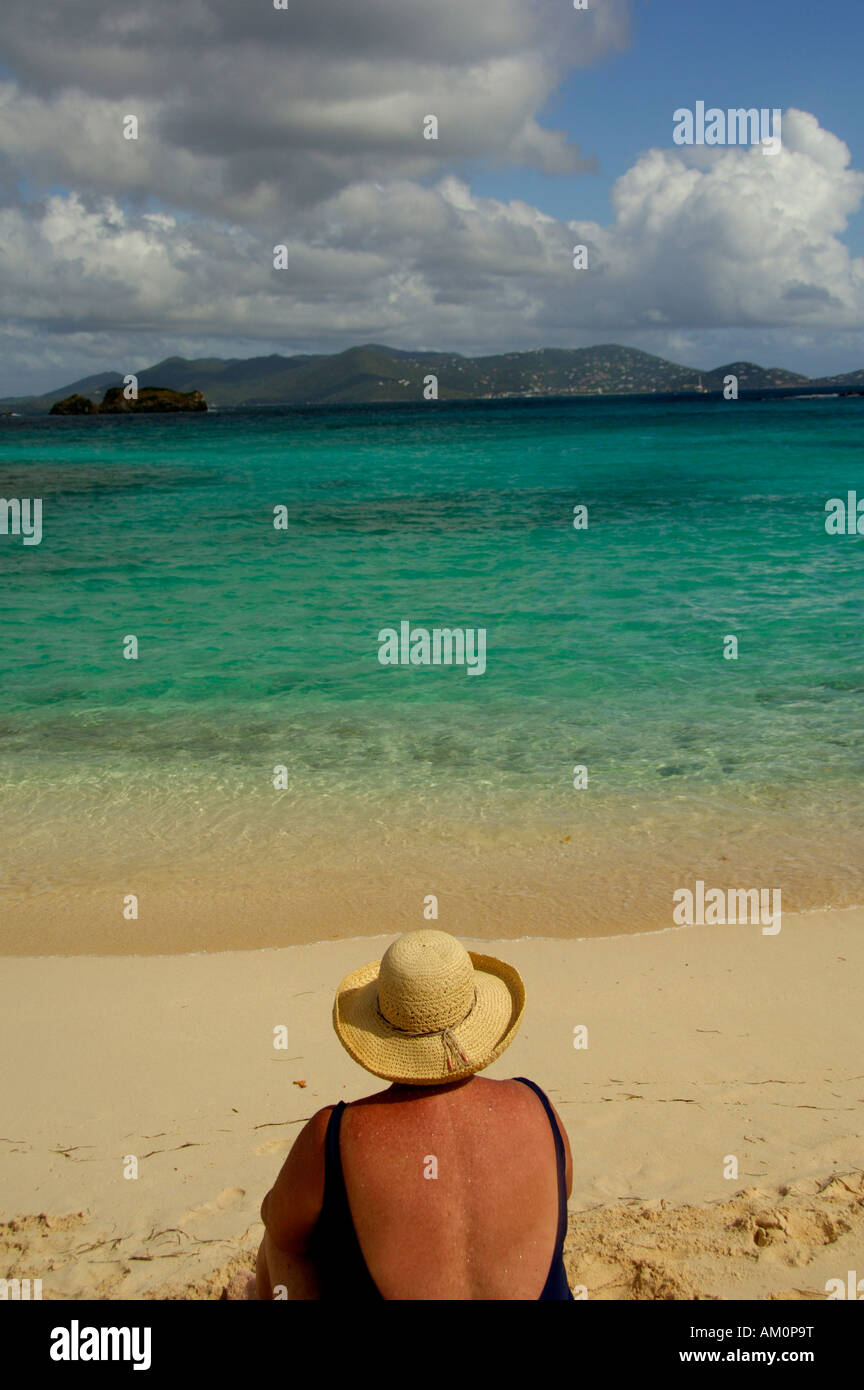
(3, 794, 862, 955)
(4, 863, 862, 955)
(1, 895, 862, 961)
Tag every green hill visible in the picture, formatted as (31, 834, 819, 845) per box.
(0, 343, 830, 414)
(810, 367, 864, 387)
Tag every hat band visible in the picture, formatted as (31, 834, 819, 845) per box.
(375, 987, 478, 1073)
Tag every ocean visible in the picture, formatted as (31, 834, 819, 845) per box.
(2, 394, 863, 950)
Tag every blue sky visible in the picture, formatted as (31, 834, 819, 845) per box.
(469, 0, 864, 253)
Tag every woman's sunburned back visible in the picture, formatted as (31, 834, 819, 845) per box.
(337, 1075, 572, 1301)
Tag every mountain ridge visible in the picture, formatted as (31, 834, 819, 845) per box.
(1, 342, 855, 414)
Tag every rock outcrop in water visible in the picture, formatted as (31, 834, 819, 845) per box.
(99, 387, 207, 413)
(50, 387, 207, 415)
(49, 394, 99, 415)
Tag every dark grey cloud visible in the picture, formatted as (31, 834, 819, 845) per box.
(0, 0, 622, 213)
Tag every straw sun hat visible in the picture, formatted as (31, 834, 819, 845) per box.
(332, 929, 525, 1085)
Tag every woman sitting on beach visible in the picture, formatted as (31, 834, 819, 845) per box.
(253, 929, 573, 1301)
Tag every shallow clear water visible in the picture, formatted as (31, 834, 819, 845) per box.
(2, 395, 863, 939)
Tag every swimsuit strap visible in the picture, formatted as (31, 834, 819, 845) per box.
(512, 1077, 573, 1299)
(324, 1099, 347, 1173)
(311, 1102, 382, 1300)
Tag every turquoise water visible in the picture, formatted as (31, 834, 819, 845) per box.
(2, 395, 863, 917)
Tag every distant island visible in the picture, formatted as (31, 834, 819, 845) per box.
(49, 387, 207, 416)
(2, 344, 863, 415)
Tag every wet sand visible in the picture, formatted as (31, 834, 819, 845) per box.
(2, 786, 862, 953)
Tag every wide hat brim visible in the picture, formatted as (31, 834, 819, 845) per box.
(333, 950, 525, 1085)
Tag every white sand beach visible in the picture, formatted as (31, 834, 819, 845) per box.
(1, 907, 862, 1300)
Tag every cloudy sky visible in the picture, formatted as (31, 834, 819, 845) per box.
(1, 0, 862, 396)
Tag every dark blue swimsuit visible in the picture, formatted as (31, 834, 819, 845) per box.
(308, 1076, 573, 1301)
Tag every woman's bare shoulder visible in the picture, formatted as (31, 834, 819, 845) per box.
(344, 1074, 551, 1109)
